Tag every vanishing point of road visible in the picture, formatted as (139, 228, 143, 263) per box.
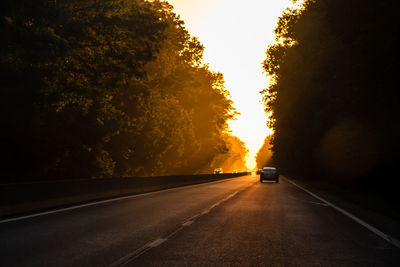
(1, 175, 399, 266)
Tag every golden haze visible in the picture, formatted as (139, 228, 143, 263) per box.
(167, 0, 291, 169)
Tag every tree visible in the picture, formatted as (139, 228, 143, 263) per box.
(256, 135, 273, 169)
(1, 0, 168, 180)
(1, 0, 245, 181)
(210, 134, 249, 173)
(261, 0, 398, 195)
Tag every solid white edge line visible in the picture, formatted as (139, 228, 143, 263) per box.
(284, 177, 400, 249)
(0, 177, 246, 224)
(147, 238, 168, 248)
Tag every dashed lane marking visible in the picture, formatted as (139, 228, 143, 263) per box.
(108, 180, 258, 267)
(147, 238, 168, 248)
(202, 209, 210, 214)
(107, 189, 246, 267)
(182, 220, 194, 226)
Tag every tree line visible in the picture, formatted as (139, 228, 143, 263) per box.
(260, 0, 398, 196)
(0, 0, 248, 181)
(255, 135, 273, 170)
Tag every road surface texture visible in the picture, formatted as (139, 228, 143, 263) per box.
(1, 175, 399, 266)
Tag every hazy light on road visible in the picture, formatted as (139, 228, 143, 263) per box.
(167, 0, 291, 169)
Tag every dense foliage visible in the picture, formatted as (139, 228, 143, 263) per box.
(212, 134, 249, 173)
(255, 135, 273, 169)
(261, 0, 398, 193)
(1, 0, 247, 181)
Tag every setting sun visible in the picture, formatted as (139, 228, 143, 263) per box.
(168, 0, 291, 169)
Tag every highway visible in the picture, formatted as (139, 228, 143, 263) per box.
(1, 175, 399, 266)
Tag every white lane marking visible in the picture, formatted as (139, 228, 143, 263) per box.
(0, 177, 248, 224)
(182, 220, 194, 226)
(309, 201, 329, 206)
(199, 191, 239, 215)
(202, 209, 210, 214)
(285, 177, 400, 249)
(147, 238, 168, 248)
(225, 191, 239, 200)
(107, 244, 150, 267)
(107, 189, 245, 267)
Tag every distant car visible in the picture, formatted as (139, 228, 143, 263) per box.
(214, 168, 223, 174)
(260, 167, 279, 183)
(232, 169, 238, 174)
(256, 169, 262, 175)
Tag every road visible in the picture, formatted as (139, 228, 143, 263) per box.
(1, 175, 399, 266)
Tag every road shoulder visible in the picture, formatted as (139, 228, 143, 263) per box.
(283, 176, 400, 248)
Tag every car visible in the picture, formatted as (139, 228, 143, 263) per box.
(260, 167, 279, 183)
(213, 168, 223, 174)
(256, 169, 262, 175)
(232, 169, 238, 174)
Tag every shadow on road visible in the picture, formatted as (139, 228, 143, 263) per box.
(259, 181, 279, 185)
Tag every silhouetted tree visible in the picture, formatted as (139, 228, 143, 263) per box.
(261, 0, 398, 195)
(0, 0, 246, 181)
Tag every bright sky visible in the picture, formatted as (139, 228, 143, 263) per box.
(167, 0, 292, 169)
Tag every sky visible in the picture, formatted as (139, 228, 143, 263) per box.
(167, 0, 292, 169)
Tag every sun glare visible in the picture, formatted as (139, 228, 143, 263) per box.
(168, 0, 292, 169)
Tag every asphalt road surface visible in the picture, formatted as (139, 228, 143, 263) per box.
(1, 175, 399, 266)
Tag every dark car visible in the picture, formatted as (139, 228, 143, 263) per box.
(260, 167, 279, 183)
